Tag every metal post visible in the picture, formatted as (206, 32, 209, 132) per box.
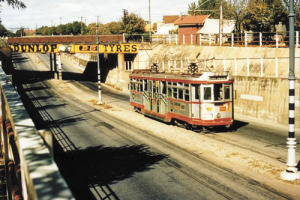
(281, 0, 300, 181)
(245, 32, 247, 47)
(96, 16, 103, 104)
(231, 33, 234, 47)
(53, 53, 58, 79)
(234, 58, 237, 76)
(296, 31, 299, 48)
(247, 58, 250, 76)
(49, 53, 53, 78)
(260, 32, 262, 47)
(276, 34, 279, 48)
(191, 34, 193, 45)
(219, 1, 223, 46)
(149, 0, 152, 43)
(260, 57, 263, 77)
(275, 57, 278, 78)
(57, 53, 62, 80)
(181, 60, 183, 69)
(199, 34, 202, 46)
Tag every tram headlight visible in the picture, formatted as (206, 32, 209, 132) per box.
(217, 113, 221, 119)
(204, 113, 213, 120)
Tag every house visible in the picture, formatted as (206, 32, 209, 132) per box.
(155, 15, 180, 35)
(175, 15, 210, 44)
(197, 19, 236, 44)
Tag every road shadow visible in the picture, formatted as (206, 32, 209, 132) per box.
(11, 53, 29, 64)
(55, 145, 166, 200)
(12, 70, 53, 84)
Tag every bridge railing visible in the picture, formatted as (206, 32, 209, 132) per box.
(124, 31, 300, 48)
(0, 64, 74, 200)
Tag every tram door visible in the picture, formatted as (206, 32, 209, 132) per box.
(159, 81, 167, 115)
(151, 80, 167, 115)
(191, 84, 200, 118)
(144, 80, 152, 111)
(151, 80, 159, 113)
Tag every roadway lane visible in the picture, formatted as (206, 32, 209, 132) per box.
(11, 52, 300, 200)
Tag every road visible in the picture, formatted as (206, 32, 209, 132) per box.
(11, 52, 300, 200)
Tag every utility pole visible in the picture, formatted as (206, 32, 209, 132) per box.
(148, 0, 152, 42)
(81, 16, 83, 35)
(96, 16, 103, 104)
(281, 0, 300, 181)
(219, 1, 223, 46)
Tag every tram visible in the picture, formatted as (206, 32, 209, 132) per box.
(129, 65, 234, 129)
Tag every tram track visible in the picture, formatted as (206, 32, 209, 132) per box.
(75, 79, 293, 166)
(49, 79, 293, 200)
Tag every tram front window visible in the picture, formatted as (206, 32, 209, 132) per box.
(224, 85, 231, 100)
(203, 87, 212, 100)
(214, 84, 223, 101)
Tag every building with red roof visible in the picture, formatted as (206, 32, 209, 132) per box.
(175, 15, 210, 44)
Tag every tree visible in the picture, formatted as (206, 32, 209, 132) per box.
(0, 0, 26, 8)
(122, 13, 145, 34)
(229, 0, 248, 32)
(105, 21, 123, 34)
(188, 0, 234, 19)
(243, 0, 288, 32)
(283, 0, 300, 31)
(0, 24, 8, 36)
(15, 27, 24, 36)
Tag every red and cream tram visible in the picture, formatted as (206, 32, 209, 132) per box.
(129, 69, 234, 129)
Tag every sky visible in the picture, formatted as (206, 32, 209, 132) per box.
(0, 0, 195, 31)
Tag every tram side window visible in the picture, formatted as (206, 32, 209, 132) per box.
(191, 84, 199, 100)
(144, 81, 148, 91)
(168, 88, 172, 98)
(214, 84, 223, 101)
(173, 88, 178, 99)
(152, 83, 157, 94)
(139, 82, 143, 92)
(179, 89, 183, 100)
(135, 83, 139, 92)
(162, 81, 166, 94)
(203, 87, 212, 100)
(185, 89, 190, 101)
(224, 85, 231, 100)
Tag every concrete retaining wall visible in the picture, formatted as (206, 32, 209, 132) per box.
(234, 76, 299, 126)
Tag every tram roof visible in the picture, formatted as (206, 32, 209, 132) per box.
(130, 69, 233, 82)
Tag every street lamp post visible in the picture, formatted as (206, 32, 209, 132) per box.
(149, 0, 152, 43)
(96, 16, 103, 105)
(281, 0, 300, 181)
